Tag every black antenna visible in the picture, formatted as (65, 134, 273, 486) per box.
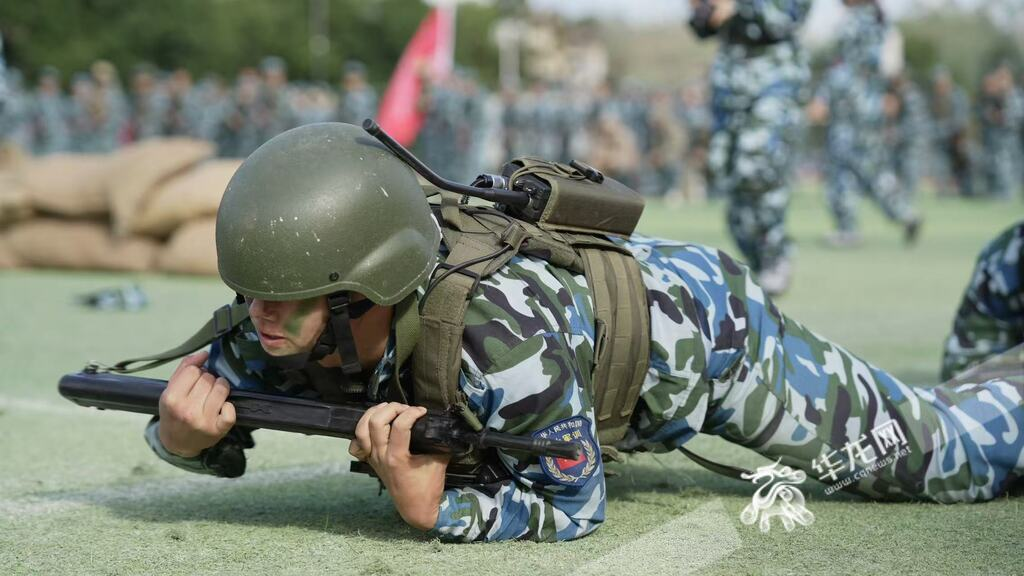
(362, 119, 528, 208)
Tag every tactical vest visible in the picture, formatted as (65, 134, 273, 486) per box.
(405, 158, 652, 483)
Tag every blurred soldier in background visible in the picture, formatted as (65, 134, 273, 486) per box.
(29, 66, 70, 155)
(501, 88, 531, 160)
(450, 69, 488, 184)
(690, 0, 812, 295)
(0, 67, 33, 151)
(165, 68, 202, 138)
(554, 86, 589, 163)
(885, 72, 928, 203)
(335, 60, 377, 125)
(646, 90, 686, 199)
(194, 75, 232, 149)
(678, 82, 711, 203)
(0, 32, 6, 112)
(415, 66, 491, 181)
(587, 108, 641, 186)
(928, 66, 973, 197)
(256, 56, 298, 146)
(90, 60, 129, 152)
(977, 62, 1023, 201)
(129, 63, 170, 141)
(68, 71, 100, 152)
(221, 68, 264, 158)
(293, 83, 338, 126)
(808, 0, 920, 249)
(527, 82, 564, 162)
(416, 69, 462, 180)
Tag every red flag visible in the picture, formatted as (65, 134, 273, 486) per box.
(376, 7, 455, 146)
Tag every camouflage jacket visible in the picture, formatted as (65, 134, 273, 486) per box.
(146, 234, 764, 542)
(942, 221, 1024, 381)
(710, 0, 811, 113)
(929, 85, 970, 141)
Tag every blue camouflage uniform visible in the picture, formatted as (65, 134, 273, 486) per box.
(146, 226, 1024, 542)
(942, 221, 1024, 381)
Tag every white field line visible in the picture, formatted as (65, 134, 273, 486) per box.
(581, 499, 742, 575)
(0, 462, 350, 521)
(0, 394, 143, 422)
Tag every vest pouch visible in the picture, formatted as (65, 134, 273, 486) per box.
(500, 157, 645, 237)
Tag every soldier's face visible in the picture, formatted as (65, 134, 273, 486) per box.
(248, 297, 329, 356)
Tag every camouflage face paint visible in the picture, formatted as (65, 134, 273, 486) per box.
(283, 297, 321, 339)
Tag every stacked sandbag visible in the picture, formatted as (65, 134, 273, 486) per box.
(6, 219, 158, 272)
(0, 236, 19, 269)
(14, 154, 112, 218)
(157, 217, 218, 275)
(0, 142, 28, 172)
(133, 159, 241, 238)
(0, 139, 233, 276)
(0, 172, 34, 228)
(105, 138, 215, 237)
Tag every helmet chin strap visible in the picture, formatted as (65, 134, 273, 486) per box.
(261, 291, 375, 376)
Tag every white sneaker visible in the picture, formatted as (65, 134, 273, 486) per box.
(758, 259, 793, 297)
(823, 230, 863, 249)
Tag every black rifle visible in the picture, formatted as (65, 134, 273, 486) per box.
(58, 372, 582, 460)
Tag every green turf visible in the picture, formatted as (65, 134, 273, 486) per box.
(1, 187, 1022, 575)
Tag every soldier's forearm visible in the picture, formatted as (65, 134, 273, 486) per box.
(144, 418, 221, 476)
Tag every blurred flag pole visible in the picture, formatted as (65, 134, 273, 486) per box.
(376, 3, 456, 146)
(0, 32, 8, 106)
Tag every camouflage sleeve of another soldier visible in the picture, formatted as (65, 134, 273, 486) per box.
(941, 221, 1024, 381)
(429, 259, 606, 542)
(143, 330, 262, 477)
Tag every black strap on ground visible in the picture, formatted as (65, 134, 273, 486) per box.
(678, 446, 754, 481)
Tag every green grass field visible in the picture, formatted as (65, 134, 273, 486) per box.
(2, 186, 1022, 575)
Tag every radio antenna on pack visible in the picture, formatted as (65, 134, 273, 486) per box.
(362, 119, 528, 208)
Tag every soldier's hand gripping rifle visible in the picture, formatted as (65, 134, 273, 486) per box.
(58, 371, 581, 462)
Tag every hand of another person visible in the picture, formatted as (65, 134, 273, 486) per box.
(709, 0, 737, 27)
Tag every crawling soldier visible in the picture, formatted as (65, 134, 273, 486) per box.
(145, 123, 1024, 542)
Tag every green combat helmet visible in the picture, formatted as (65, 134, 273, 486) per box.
(216, 122, 441, 373)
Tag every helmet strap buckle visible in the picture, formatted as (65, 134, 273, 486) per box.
(327, 292, 364, 376)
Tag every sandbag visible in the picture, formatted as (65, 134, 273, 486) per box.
(0, 142, 28, 172)
(133, 159, 242, 237)
(0, 236, 20, 269)
(15, 154, 112, 217)
(105, 138, 215, 237)
(6, 219, 158, 272)
(0, 173, 34, 228)
(157, 217, 218, 275)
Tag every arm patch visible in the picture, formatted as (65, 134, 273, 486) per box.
(533, 416, 599, 486)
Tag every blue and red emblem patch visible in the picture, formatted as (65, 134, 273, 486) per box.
(533, 416, 599, 486)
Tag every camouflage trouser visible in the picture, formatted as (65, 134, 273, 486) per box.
(892, 144, 923, 205)
(701, 264, 1024, 502)
(826, 148, 916, 233)
(942, 222, 1024, 381)
(981, 134, 1022, 200)
(709, 92, 802, 272)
